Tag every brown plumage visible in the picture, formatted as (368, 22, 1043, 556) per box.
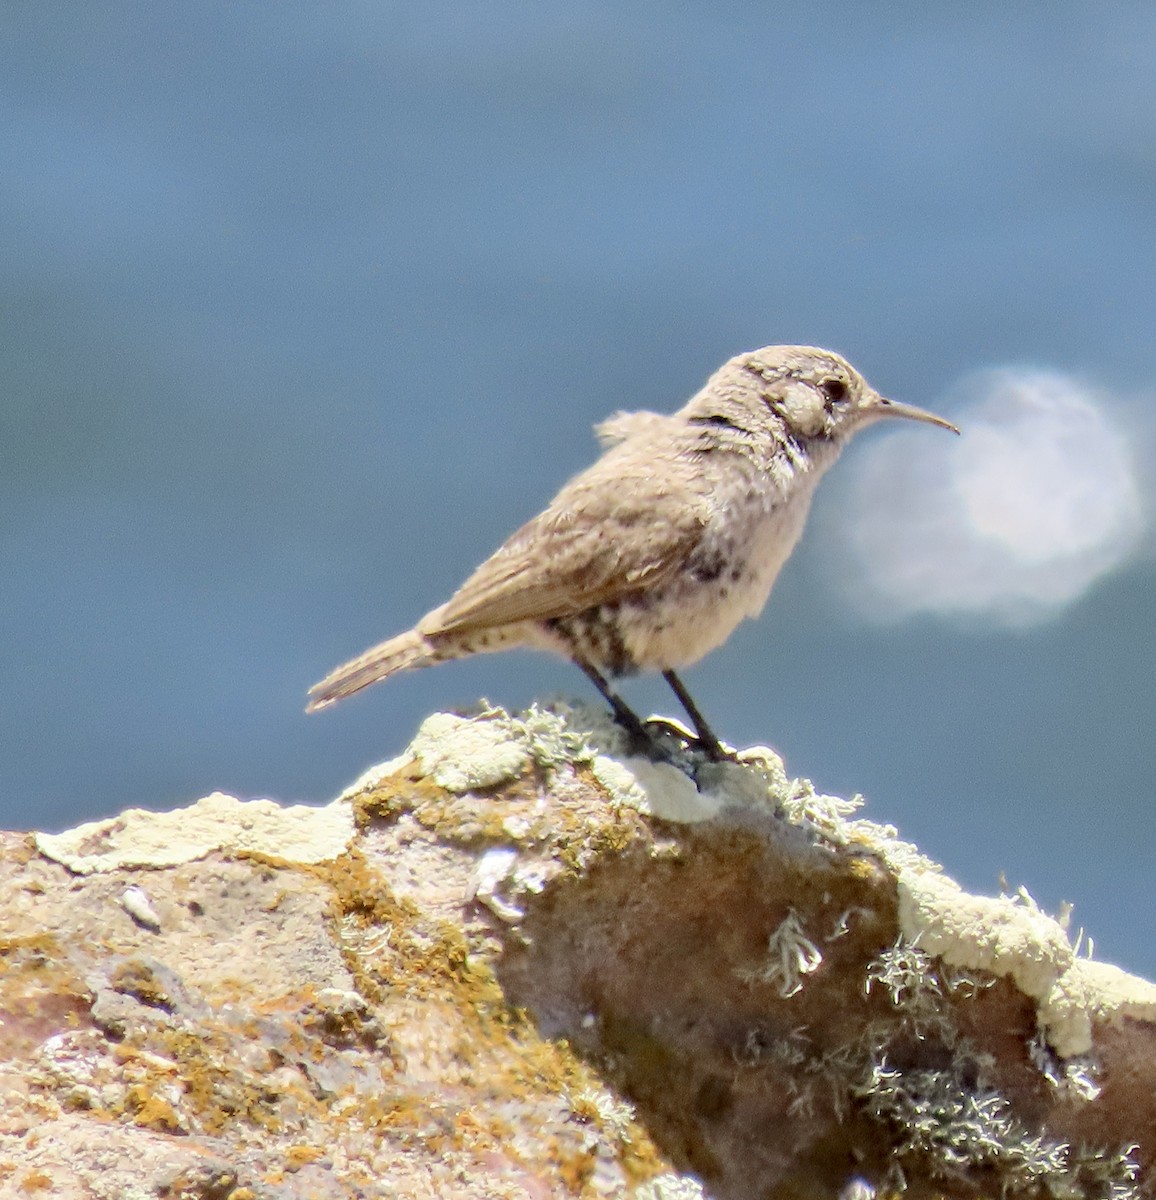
(307, 345, 957, 757)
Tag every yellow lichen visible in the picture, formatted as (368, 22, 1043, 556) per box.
(350, 766, 447, 828)
(300, 844, 669, 1191)
(121, 1084, 182, 1132)
(284, 1144, 325, 1170)
(0, 932, 65, 971)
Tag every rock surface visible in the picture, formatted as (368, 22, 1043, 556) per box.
(2, 701, 1154, 1199)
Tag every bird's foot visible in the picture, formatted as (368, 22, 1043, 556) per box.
(641, 716, 736, 764)
(602, 711, 693, 767)
(573, 659, 735, 767)
(657, 671, 737, 763)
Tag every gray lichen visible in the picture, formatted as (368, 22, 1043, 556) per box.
(855, 1058, 1139, 1197)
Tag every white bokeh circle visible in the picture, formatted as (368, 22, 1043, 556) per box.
(828, 369, 1147, 626)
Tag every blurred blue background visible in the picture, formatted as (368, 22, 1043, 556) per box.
(3, 3, 1154, 975)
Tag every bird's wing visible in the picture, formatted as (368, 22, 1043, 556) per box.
(420, 458, 710, 636)
(593, 409, 673, 448)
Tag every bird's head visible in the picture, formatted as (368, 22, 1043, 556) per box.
(739, 345, 959, 443)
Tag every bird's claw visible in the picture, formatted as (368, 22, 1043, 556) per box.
(641, 716, 734, 764)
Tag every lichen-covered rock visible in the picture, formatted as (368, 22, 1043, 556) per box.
(1, 700, 1153, 1199)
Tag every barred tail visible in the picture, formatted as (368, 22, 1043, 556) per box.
(306, 629, 438, 712)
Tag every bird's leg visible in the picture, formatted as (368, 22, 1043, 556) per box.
(574, 660, 655, 752)
(662, 670, 728, 761)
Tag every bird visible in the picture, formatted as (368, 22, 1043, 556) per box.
(307, 345, 958, 759)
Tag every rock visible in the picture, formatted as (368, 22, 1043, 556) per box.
(1, 700, 1152, 1198)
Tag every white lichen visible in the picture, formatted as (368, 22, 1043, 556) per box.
(897, 870, 1073, 1003)
(865, 941, 941, 1012)
(337, 754, 414, 801)
(632, 1174, 709, 1200)
(1039, 957, 1156, 1059)
(777, 778, 866, 833)
(1027, 1032, 1102, 1102)
(36, 792, 354, 874)
(409, 710, 532, 792)
(738, 909, 823, 997)
(855, 1059, 1139, 1195)
(566, 1085, 637, 1142)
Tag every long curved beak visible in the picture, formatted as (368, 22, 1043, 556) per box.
(874, 394, 960, 434)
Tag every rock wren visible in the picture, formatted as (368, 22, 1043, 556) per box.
(308, 345, 958, 758)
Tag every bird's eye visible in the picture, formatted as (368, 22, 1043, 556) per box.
(820, 378, 848, 408)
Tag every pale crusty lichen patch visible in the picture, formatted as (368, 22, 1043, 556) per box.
(897, 871, 1073, 1002)
(409, 711, 534, 792)
(35, 792, 354, 874)
(1040, 957, 1156, 1058)
(892, 865, 1156, 1058)
(361, 702, 610, 798)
